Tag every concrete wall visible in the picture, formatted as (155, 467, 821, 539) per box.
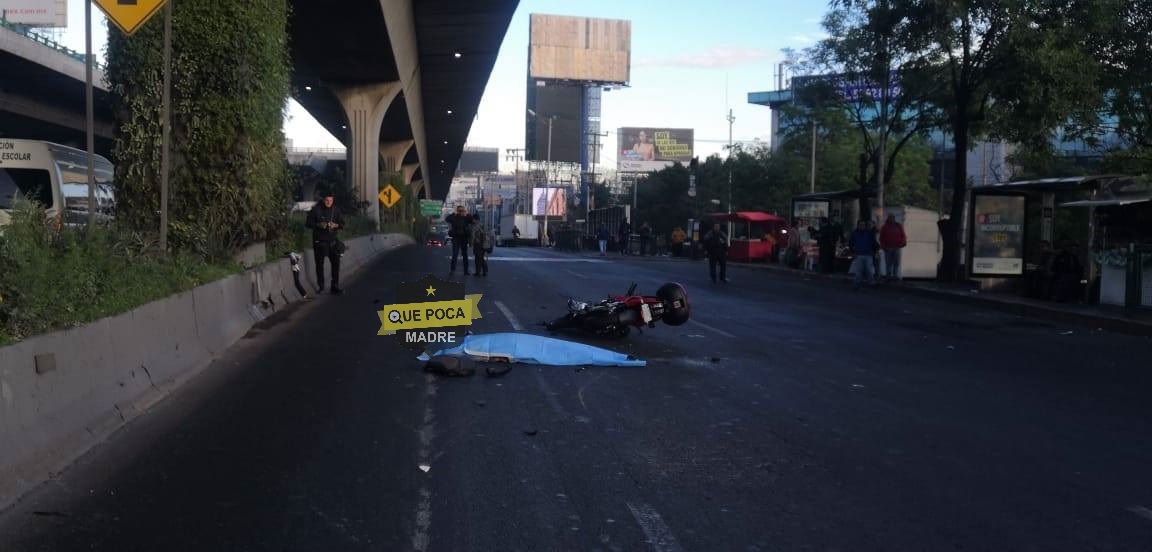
(0, 233, 414, 511)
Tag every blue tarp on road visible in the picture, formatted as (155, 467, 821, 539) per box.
(417, 333, 646, 367)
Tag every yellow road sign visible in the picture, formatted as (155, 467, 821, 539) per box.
(379, 184, 402, 209)
(95, 0, 169, 37)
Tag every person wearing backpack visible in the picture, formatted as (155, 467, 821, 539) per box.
(470, 216, 491, 277)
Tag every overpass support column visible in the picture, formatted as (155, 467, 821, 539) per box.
(380, 140, 415, 173)
(333, 82, 401, 226)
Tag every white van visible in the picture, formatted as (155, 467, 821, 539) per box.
(0, 139, 115, 227)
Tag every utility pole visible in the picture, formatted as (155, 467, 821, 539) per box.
(545, 115, 554, 246)
(586, 131, 607, 217)
(159, 0, 174, 253)
(727, 108, 735, 241)
(84, 0, 95, 230)
(506, 148, 524, 216)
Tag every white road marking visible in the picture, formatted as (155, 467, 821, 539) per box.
(688, 318, 737, 339)
(626, 502, 685, 552)
(495, 300, 524, 331)
(447, 256, 609, 263)
(565, 268, 588, 279)
(1128, 505, 1152, 523)
(535, 369, 571, 419)
(410, 374, 438, 552)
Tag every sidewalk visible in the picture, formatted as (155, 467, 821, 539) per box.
(569, 249, 1152, 338)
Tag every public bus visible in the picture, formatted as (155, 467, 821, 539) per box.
(0, 139, 115, 227)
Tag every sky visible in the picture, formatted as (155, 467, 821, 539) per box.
(44, 0, 831, 174)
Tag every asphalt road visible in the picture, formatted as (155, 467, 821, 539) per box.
(2, 243, 1152, 551)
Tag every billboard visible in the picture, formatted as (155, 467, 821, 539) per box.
(0, 0, 66, 27)
(529, 14, 631, 84)
(532, 187, 566, 217)
(617, 128, 694, 172)
(526, 82, 583, 163)
(457, 148, 499, 174)
(970, 194, 1026, 276)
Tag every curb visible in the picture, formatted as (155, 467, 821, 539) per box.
(726, 260, 1152, 338)
(562, 250, 1152, 338)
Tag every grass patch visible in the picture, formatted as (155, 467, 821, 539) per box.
(0, 202, 242, 345)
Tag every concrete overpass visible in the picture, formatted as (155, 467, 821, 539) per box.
(0, 20, 114, 155)
(1, 1, 519, 212)
(290, 0, 519, 217)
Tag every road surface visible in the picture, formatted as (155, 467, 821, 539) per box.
(2, 243, 1151, 551)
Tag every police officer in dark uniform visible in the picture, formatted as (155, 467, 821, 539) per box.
(305, 191, 346, 294)
(703, 222, 729, 283)
(445, 205, 472, 274)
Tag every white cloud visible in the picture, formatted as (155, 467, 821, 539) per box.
(635, 45, 774, 69)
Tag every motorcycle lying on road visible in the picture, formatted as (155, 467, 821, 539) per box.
(543, 282, 691, 338)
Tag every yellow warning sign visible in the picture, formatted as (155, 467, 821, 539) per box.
(94, 0, 169, 37)
(379, 184, 402, 209)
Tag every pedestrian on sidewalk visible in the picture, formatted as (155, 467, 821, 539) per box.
(671, 227, 686, 257)
(639, 222, 652, 256)
(596, 221, 611, 256)
(618, 218, 632, 255)
(305, 191, 346, 294)
(785, 220, 802, 268)
(469, 217, 491, 276)
(849, 219, 879, 289)
(446, 205, 472, 275)
(814, 217, 842, 274)
(879, 214, 907, 280)
(704, 222, 729, 283)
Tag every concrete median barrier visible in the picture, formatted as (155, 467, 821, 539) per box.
(0, 233, 412, 511)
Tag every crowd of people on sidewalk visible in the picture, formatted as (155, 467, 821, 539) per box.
(780, 215, 908, 290)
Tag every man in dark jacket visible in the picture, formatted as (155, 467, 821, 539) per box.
(849, 219, 879, 289)
(703, 222, 729, 283)
(445, 205, 472, 275)
(305, 192, 346, 294)
(618, 219, 632, 255)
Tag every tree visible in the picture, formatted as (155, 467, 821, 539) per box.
(904, 0, 1103, 280)
(800, 0, 943, 218)
(1075, 0, 1152, 172)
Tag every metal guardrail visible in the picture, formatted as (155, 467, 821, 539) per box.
(0, 18, 107, 72)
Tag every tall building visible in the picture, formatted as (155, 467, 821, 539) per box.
(525, 14, 630, 214)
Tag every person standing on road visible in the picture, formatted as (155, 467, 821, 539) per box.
(618, 218, 632, 255)
(879, 214, 907, 280)
(703, 222, 729, 283)
(305, 191, 345, 295)
(849, 219, 879, 289)
(469, 216, 490, 277)
(596, 222, 611, 256)
(445, 205, 472, 275)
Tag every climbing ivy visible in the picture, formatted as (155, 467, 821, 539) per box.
(105, 0, 292, 260)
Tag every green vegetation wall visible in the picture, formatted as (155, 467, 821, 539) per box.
(106, 1, 291, 259)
